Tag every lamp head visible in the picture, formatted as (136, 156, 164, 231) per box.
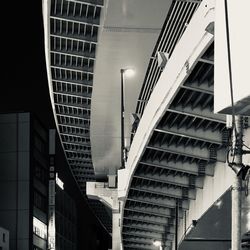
(192, 220, 198, 227)
(153, 240, 162, 247)
(229, 163, 250, 180)
(121, 68, 135, 77)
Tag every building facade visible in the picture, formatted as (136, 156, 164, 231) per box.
(0, 112, 49, 250)
(55, 184, 77, 250)
(0, 112, 111, 250)
(0, 227, 9, 250)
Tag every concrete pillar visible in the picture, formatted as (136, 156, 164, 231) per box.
(86, 182, 123, 250)
(112, 210, 121, 250)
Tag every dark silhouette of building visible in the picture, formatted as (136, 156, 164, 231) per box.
(55, 182, 77, 250)
(0, 112, 49, 250)
(0, 112, 111, 250)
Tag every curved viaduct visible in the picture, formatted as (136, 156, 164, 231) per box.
(43, 0, 250, 249)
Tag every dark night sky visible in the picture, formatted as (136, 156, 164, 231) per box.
(1, 1, 111, 249)
(1, 2, 53, 123)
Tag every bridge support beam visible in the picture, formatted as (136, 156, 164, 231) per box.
(112, 210, 122, 250)
(86, 182, 122, 250)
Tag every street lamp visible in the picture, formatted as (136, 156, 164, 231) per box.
(120, 68, 135, 169)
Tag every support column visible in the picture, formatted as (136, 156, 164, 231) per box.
(232, 116, 242, 250)
(86, 182, 122, 250)
(112, 197, 122, 250)
(112, 209, 121, 250)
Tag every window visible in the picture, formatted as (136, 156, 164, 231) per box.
(34, 162, 48, 184)
(34, 191, 47, 212)
(34, 120, 47, 142)
(34, 135, 46, 155)
(33, 217, 47, 240)
(2, 233, 5, 242)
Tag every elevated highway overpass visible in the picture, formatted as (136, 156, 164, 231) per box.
(43, 0, 250, 249)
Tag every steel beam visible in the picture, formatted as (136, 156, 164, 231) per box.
(155, 126, 222, 145)
(127, 195, 189, 210)
(60, 130, 89, 138)
(56, 110, 90, 119)
(123, 243, 157, 250)
(130, 184, 196, 200)
(54, 91, 91, 99)
(65, 0, 104, 8)
(67, 156, 92, 162)
(64, 149, 91, 154)
(147, 143, 225, 163)
(57, 114, 90, 121)
(51, 50, 96, 60)
(123, 221, 166, 234)
(60, 132, 90, 139)
(60, 133, 90, 142)
(59, 123, 90, 131)
(51, 65, 93, 74)
(50, 34, 97, 44)
(123, 229, 162, 241)
(123, 215, 168, 226)
(50, 33, 97, 43)
(123, 237, 172, 247)
(64, 143, 91, 150)
(146, 145, 213, 165)
(140, 160, 201, 176)
(124, 205, 183, 218)
(122, 231, 174, 242)
(69, 162, 93, 168)
(52, 79, 93, 87)
(123, 224, 165, 235)
(181, 82, 213, 94)
(55, 102, 91, 111)
(59, 122, 90, 130)
(134, 173, 203, 189)
(168, 105, 225, 123)
(124, 207, 172, 219)
(50, 15, 100, 27)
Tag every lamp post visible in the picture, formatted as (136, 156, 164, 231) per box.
(120, 68, 135, 169)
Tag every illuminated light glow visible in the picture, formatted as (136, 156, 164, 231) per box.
(153, 240, 162, 247)
(33, 217, 47, 239)
(214, 199, 223, 209)
(56, 173, 64, 190)
(124, 68, 135, 77)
